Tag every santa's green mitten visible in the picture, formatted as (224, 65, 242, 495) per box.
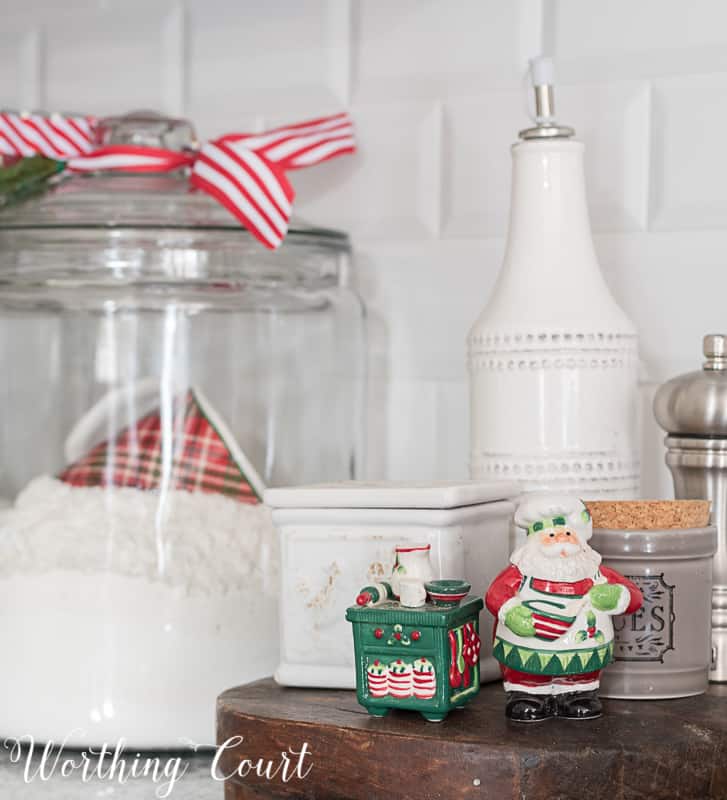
(504, 604, 535, 637)
(588, 583, 623, 612)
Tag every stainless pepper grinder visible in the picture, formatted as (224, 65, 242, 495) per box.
(654, 334, 727, 681)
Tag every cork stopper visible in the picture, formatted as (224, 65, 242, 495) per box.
(585, 500, 711, 530)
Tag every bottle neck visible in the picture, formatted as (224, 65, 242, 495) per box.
(505, 139, 595, 278)
(478, 138, 634, 333)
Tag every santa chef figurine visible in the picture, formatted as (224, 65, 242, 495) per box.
(486, 494, 642, 722)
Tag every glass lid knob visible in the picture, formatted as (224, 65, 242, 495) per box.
(94, 110, 198, 152)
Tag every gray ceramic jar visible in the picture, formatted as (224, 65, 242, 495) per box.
(591, 526, 717, 699)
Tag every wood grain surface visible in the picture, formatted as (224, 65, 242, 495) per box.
(217, 679, 727, 800)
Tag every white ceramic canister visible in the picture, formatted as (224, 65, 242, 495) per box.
(468, 58, 640, 497)
(591, 525, 717, 699)
(264, 480, 517, 688)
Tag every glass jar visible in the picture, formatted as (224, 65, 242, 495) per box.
(0, 113, 365, 748)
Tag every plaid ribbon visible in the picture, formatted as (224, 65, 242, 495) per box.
(59, 388, 260, 504)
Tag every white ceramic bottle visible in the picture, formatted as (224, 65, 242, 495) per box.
(468, 58, 640, 497)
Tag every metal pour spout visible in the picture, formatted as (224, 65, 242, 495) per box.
(519, 56, 575, 141)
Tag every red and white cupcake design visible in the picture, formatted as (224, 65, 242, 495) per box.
(366, 660, 389, 698)
(388, 659, 413, 698)
(412, 657, 436, 699)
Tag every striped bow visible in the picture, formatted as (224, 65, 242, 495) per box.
(0, 111, 356, 249)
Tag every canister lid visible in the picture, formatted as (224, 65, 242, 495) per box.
(591, 525, 717, 560)
(654, 334, 727, 436)
(264, 480, 519, 510)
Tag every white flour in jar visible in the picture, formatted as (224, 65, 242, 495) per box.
(0, 476, 279, 748)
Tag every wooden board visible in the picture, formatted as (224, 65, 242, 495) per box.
(217, 679, 727, 800)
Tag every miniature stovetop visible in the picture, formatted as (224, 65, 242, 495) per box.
(346, 596, 483, 624)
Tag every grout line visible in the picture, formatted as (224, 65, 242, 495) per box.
(161, 2, 187, 117)
(540, 0, 557, 56)
(644, 80, 656, 232)
(518, 0, 547, 68)
(328, 0, 352, 107)
(19, 27, 44, 111)
(431, 99, 444, 238)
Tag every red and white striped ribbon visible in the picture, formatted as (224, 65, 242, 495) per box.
(0, 111, 356, 250)
(190, 140, 294, 250)
(0, 112, 94, 159)
(220, 112, 356, 170)
(67, 145, 194, 174)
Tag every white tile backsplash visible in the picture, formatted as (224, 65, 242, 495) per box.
(442, 91, 522, 238)
(353, 0, 523, 102)
(188, 0, 345, 121)
(354, 239, 505, 381)
(0, 33, 25, 109)
(559, 80, 651, 232)
(551, 0, 727, 57)
(595, 230, 727, 381)
(381, 378, 469, 480)
(550, 0, 727, 82)
(291, 101, 442, 240)
(650, 73, 727, 231)
(0, 0, 719, 494)
(46, 4, 172, 114)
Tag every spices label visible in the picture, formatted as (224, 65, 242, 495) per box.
(612, 574, 675, 662)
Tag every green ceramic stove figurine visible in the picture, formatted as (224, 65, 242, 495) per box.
(346, 547, 483, 722)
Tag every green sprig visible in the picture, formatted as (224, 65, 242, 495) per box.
(0, 156, 65, 207)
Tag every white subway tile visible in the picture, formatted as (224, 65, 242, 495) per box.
(435, 380, 470, 480)
(594, 230, 727, 381)
(379, 378, 470, 481)
(363, 376, 389, 479)
(639, 381, 673, 499)
(364, 377, 469, 481)
(0, 35, 23, 109)
(161, 4, 187, 117)
(550, 0, 727, 82)
(441, 91, 522, 238)
(353, 0, 523, 102)
(290, 101, 442, 240)
(45, 5, 171, 114)
(559, 81, 650, 232)
(383, 379, 441, 480)
(650, 73, 727, 231)
(353, 239, 505, 382)
(187, 0, 346, 125)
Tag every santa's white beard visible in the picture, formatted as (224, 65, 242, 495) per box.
(511, 537, 601, 581)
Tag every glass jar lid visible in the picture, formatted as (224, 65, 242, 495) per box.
(0, 110, 349, 249)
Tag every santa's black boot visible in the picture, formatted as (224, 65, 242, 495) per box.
(555, 690, 603, 720)
(505, 691, 553, 722)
